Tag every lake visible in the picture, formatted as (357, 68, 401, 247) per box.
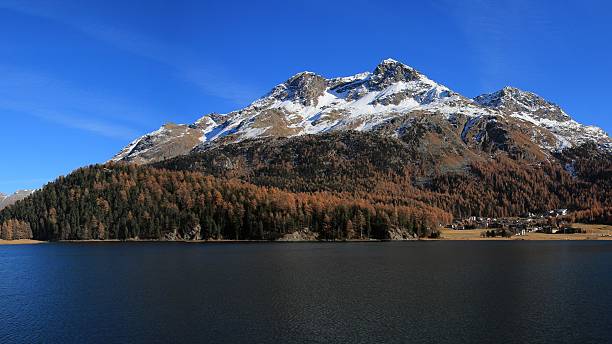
(1, 242, 611, 343)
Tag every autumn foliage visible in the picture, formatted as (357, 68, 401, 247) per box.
(0, 164, 450, 241)
(1, 132, 609, 240)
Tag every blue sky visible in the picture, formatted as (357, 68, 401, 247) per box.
(1, 0, 611, 194)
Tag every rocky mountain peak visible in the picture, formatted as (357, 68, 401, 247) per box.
(370, 58, 421, 89)
(270, 71, 327, 106)
(474, 86, 571, 122)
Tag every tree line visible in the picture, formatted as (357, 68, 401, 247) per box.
(0, 164, 450, 241)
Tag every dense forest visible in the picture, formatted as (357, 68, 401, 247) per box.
(158, 132, 611, 219)
(1, 132, 610, 241)
(0, 164, 450, 241)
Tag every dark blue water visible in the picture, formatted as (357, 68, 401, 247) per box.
(1, 242, 611, 343)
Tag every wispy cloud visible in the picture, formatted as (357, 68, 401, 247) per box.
(80, 25, 262, 105)
(182, 68, 263, 106)
(2, 104, 140, 140)
(32, 111, 139, 139)
(0, 0, 262, 105)
(434, 0, 553, 91)
(0, 66, 142, 139)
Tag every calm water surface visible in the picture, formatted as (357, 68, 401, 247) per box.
(1, 242, 611, 343)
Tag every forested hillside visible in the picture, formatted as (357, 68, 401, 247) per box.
(158, 132, 611, 219)
(0, 164, 450, 241)
(1, 132, 610, 241)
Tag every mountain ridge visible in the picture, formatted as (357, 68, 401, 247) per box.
(112, 58, 611, 164)
(0, 190, 35, 211)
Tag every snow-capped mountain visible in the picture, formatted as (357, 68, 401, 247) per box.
(474, 86, 611, 151)
(113, 59, 611, 164)
(0, 190, 35, 210)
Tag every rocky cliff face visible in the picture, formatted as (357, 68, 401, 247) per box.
(112, 58, 611, 164)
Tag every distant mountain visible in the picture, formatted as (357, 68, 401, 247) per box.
(0, 190, 35, 210)
(113, 58, 611, 164)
